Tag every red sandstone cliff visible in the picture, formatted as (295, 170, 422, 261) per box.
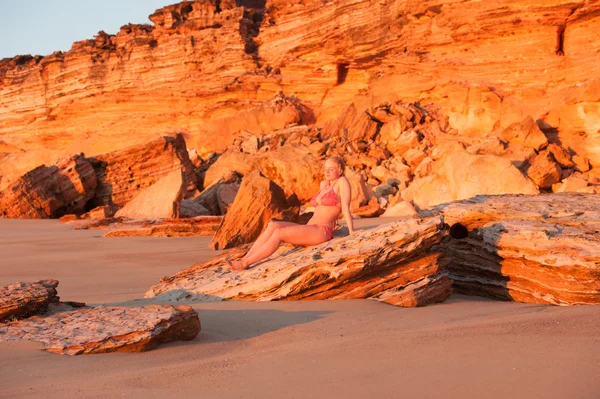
(1, 0, 599, 189)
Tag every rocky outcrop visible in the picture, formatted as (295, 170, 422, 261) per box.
(0, 305, 200, 355)
(0, 155, 96, 218)
(209, 170, 301, 250)
(87, 133, 196, 209)
(3, 0, 600, 192)
(427, 193, 600, 305)
(103, 216, 222, 237)
(402, 148, 540, 210)
(115, 169, 185, 219)
(147, 216, 452, 307)
(204, 142, 322, 202)
(0, 280, 59, 322)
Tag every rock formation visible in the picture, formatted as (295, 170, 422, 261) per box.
(0, 305, 200, 355)
(115, 169, 185, 219)
(103, 216, 222, 237)
(427, 193, 600, 305)
(209, 170, 301, 250)
(2, 0, 599, 192)
(0, 280, 59, 322)
(147, 216, 452, 307)
(88, 133, 196, 209)
(0, 155, 96, 218)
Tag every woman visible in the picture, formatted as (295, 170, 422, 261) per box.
(226, 156, 355, 270)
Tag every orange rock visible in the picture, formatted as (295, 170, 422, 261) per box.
(0, 155, 96, 219)
(352, 196, 383, 218)
(572, 155, 591, 172)
(552, 174, 588, 193)
(204, 144, 321, 202)
(525, 151, 562, 188)
(115, 170, 185, 219)
(430, 193, 600, 305)
(0, 305, 200, 355)
(381, 201, 418, 218)
(209, 170, 300, 250)
(345, 168, 373, 210)
(147, 216, 452, 308)
(403, 150, 539, 209)
(403, 148, 427, 169)
(104, 217, 222, 237)
(0, 280, 59, 322)
(88, 134, 196, 209)
(547, 143, 574, 168)
(500, 117, 548, 151)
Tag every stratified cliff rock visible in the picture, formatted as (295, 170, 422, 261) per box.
(1, 0, 599, 190)
(0, 154, 96, 218)
(427, 193, 600, 305)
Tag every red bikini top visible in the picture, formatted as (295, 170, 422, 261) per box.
(310, 184, 342, 209)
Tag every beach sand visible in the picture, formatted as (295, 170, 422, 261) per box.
(1, 219, 599, 399)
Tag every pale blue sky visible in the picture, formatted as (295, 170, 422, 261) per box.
(0, 0, 177, 59)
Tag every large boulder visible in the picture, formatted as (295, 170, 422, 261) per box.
(88, 134, 196, 209)
(427, 193, 600, 305)
(209, 170, 301, 250)
(115, 170, 185, 219)
(345, 168, 373, 210)
(402, 149, 539, 209)
(0, 305, 200, 355)
(147, 216, 452, 308)
(0, 155, 97, 219)
(204, 144, 322, 202)
(525, 150, 562, 189)
(0, 280, 59, 322)
(500, 116, 548, 151)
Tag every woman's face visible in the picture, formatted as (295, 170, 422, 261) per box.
(323, 159, 341, 181)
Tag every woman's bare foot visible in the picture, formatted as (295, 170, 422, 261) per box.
(225, 259, 249, 271)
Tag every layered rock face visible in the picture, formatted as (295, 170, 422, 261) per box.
(428, 193, 600, 305)
(88, 133, 195, 209)
(0, 280, 59, 322)
(146, 216, 452, 307)
(0, 155, 96, 218)
(1, 0, 599, 190)
(0, 305, 200, 355)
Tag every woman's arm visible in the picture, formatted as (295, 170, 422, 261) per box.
(337, 177, 355, 234)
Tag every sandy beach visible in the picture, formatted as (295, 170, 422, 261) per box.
(1, 219, 599, 399)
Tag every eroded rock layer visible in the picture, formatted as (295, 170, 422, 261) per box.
(2, 0, 600, 189)
(0, 305, 200, 355)
(429, 193, 600, 305)
(87, 133, 195, 209)
(0, 280, 59, 322)
(146, 216, 452, 307)
(0, 155, 96, 218)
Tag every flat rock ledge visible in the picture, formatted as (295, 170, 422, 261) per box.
(145, 216, 452, 307)
(426, 193, 600, 305)
(0, 280, 60, 322)
(0, 305, 200, 355)
(66, 216, 222, 237)
(104, 217, 222, 237)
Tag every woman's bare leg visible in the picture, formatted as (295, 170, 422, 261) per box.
(245, 221, 298, 259)
(231, 225, 328, 270)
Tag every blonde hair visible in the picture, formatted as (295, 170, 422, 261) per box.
(326, 156, 346, 175)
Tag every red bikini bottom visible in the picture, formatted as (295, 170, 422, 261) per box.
(316, 225, 334, 241)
